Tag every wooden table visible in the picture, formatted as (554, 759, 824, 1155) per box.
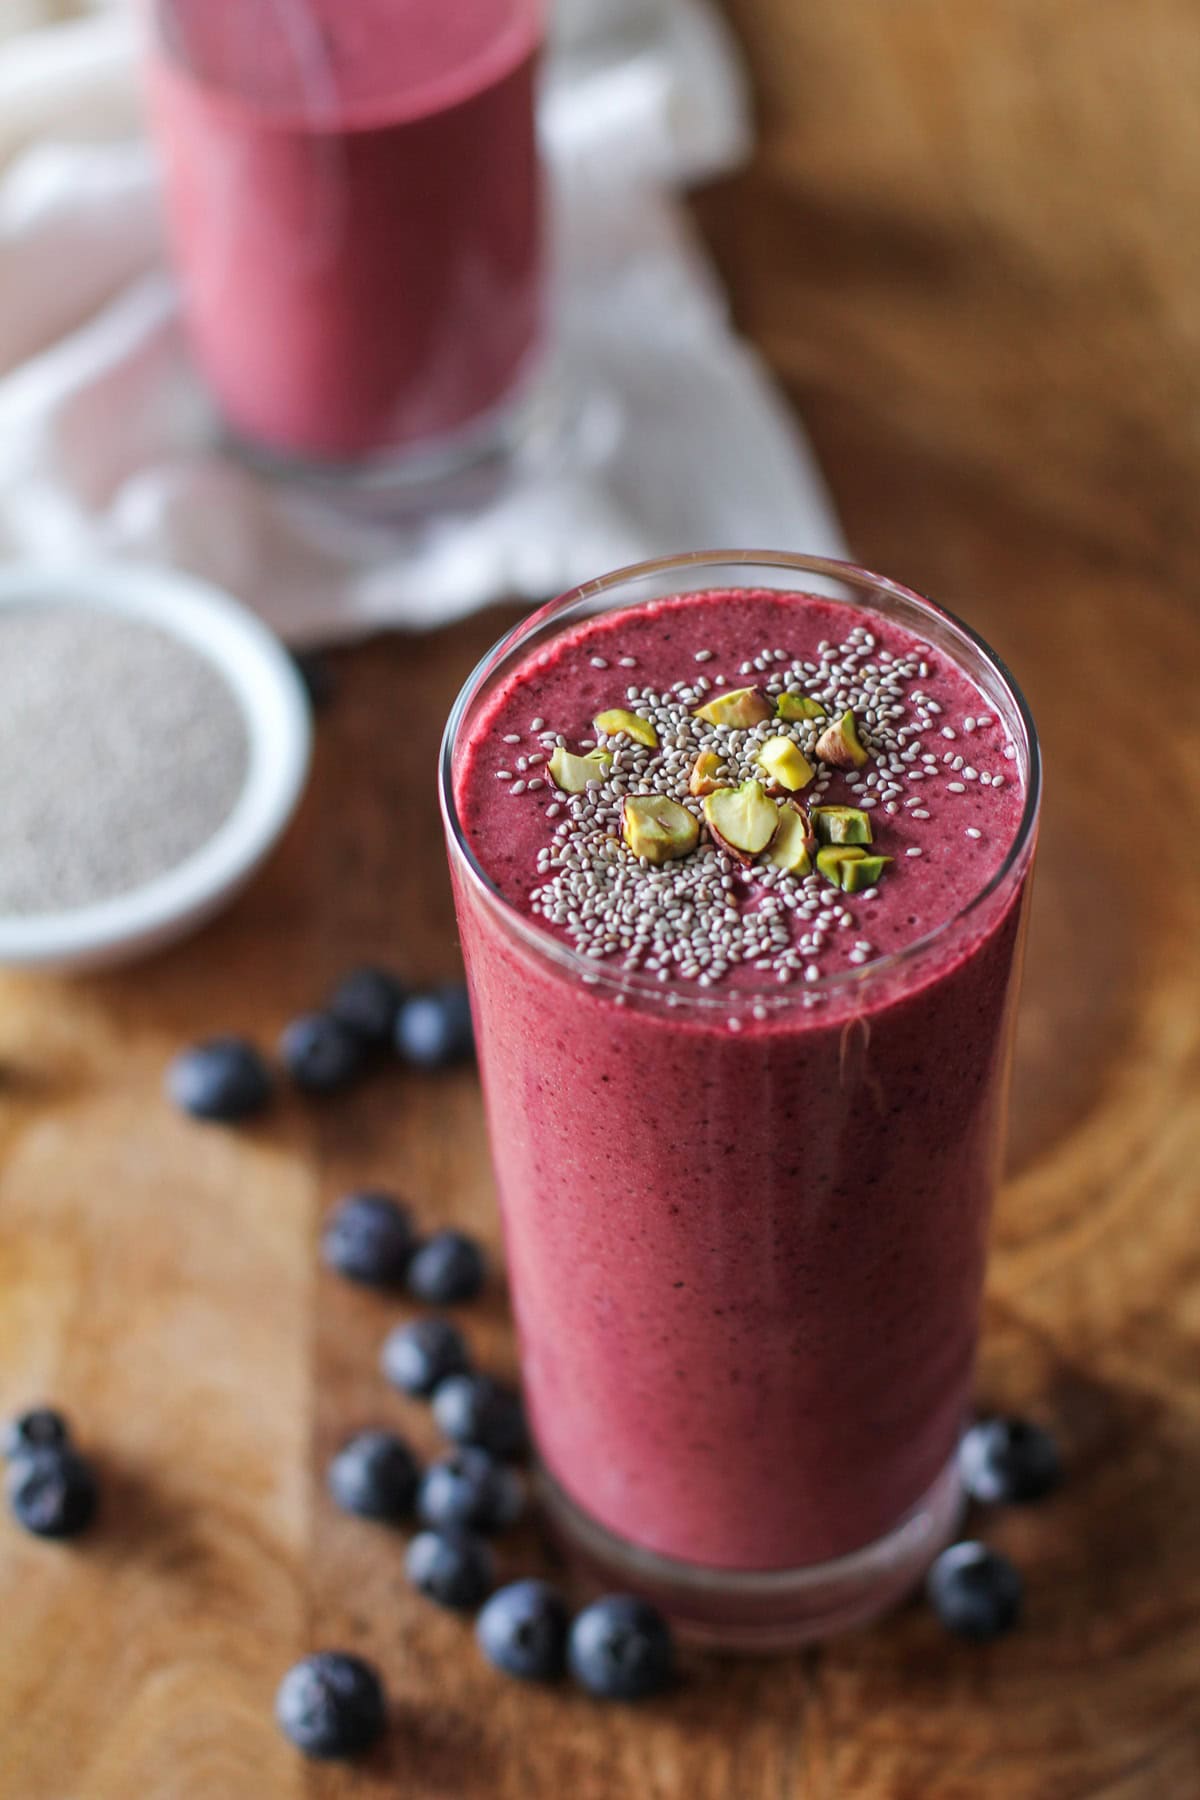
(4, 3, 1200, 1794)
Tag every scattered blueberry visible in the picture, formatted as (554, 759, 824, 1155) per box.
(567, 1596, 674, 1700)
(328, 967, 407, 1049)
(275, 1651, 385, 1760)
(477, 1580, 569, 1682)
(327, 1431, 420, 1524)
(166, 1038, 272, 1123)
(406, 1230, 486, 1305)
(960, 1417, 1062, 1505)
(418, 1448, 523, 1536)
(394, 986, 474, 1071)
(432, 1374, 527, 1462)
(291, 651, 336, 712)
(6, 1448, 98, 1539)
(382, 1317, 470, 1397)
(322, 1192, 415, 1287)
(927, 1541, 1024, 1641)
(405, 1527, 495, 1611)
(3, 1407, 71, 1461)
(279, 1013, 365, 1094)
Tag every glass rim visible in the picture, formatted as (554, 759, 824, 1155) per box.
(438, 549, 1042, 1010)
(144, 0, 546, 134)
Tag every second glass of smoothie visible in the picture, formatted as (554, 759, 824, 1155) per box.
(145, 0, 545, 484)
(441, 551, 1040, 1647)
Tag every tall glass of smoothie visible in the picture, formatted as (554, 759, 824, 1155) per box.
(144, 0, 545, 484)
(440, 551, 1040, 1647)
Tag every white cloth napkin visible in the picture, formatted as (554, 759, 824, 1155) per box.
(0, 0, 846, 645)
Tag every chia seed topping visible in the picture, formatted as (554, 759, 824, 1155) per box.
(460, 594, 1022, 999)
(486, 614, 1018, 991)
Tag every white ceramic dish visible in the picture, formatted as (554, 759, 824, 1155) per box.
(0, 562, 312, 972)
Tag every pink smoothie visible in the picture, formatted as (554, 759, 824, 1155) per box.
(147, 0, 544, 461)
(450, 587, 1035, 1575)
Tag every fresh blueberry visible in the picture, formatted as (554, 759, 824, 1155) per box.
(477, 1580, 569, 1682)
(567, 1595, 674, 1700)
(927, 1541, 1024, 1641)
(417, 1448, 523, 1535)
(322, 1192, 415, 1287)
(432, 1374, 527, 1462)
(280, 1013, 365, 1094)
(394, 986, 474, 1070)
(960, 1417, 1062, 1505)
(275, 1651, 385, 1759)
(328, 967, 407, 1049)
(166, 1038, 272, 1122)
(6, 1448, 98, 1539)
(405, 1527, 495, 1611)
(381, 1317, 470, 1398)
(291, 651, 336, 712)
(406, 1230, 486, 1305)
(327, 1431, 420, 1524)
(3, 1407, 71, 1461)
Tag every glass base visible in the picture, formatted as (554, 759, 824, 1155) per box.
(535, 1453, 965, 1652)
(227, 355, 565, 525)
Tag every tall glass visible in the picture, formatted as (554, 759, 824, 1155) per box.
(440, 552, 1041, 1647)
(144, 0, 545, 486)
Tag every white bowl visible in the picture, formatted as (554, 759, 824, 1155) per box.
(0, 561, 312, 972)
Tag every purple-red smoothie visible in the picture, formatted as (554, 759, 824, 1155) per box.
(146, 0, 543, 461)
(449, 586, 1034, 1574)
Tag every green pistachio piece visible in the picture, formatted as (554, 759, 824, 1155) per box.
(776, 692, 826, 722)
(593, 708, 659, 749)
(692, 686, 773, 728)
(814, 708, 870, 770)
(621, 795, 700, 864)
(816, 844, 864, 888)
(841, 853, 892, 893)
(756, 735, 815, 793)
(767, 802, 815, 875)
(702, 779, 779, 864)
(688, 751, 728, 797)
(816, 844, 892, 891)
(548, 745, 614, 794)
(811, 804, 873, 846)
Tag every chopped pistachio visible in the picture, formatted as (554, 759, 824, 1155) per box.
(621, 794, 700, 864)
(688, 751, 728, 797)
(767, 802, 815, 875)
(776, 692, 826, 722)
(814, 708, 870, 769)
(757, 735, 815, 793)
(811, 804, 873, 846)
(841, 853, 892, 893)
(816, 844, 892, 891)
(548, 745, 614, 794)
(594, 708, 659, 749)
(816, 844, 863, 888)
(692, 686, 773, 728)
(702, 779, 779, 864)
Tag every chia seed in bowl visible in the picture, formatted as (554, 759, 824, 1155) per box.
(0, 605, 251, 917)
(0, 561, 311, 971)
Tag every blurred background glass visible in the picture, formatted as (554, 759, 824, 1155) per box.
(143, 0, 546, 479)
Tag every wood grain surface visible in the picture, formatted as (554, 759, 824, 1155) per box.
(3, 2, 1200, 1795)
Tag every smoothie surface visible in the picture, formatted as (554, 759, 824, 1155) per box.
(456, 588, 1026, 993)
(158, 0, 540, 118)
